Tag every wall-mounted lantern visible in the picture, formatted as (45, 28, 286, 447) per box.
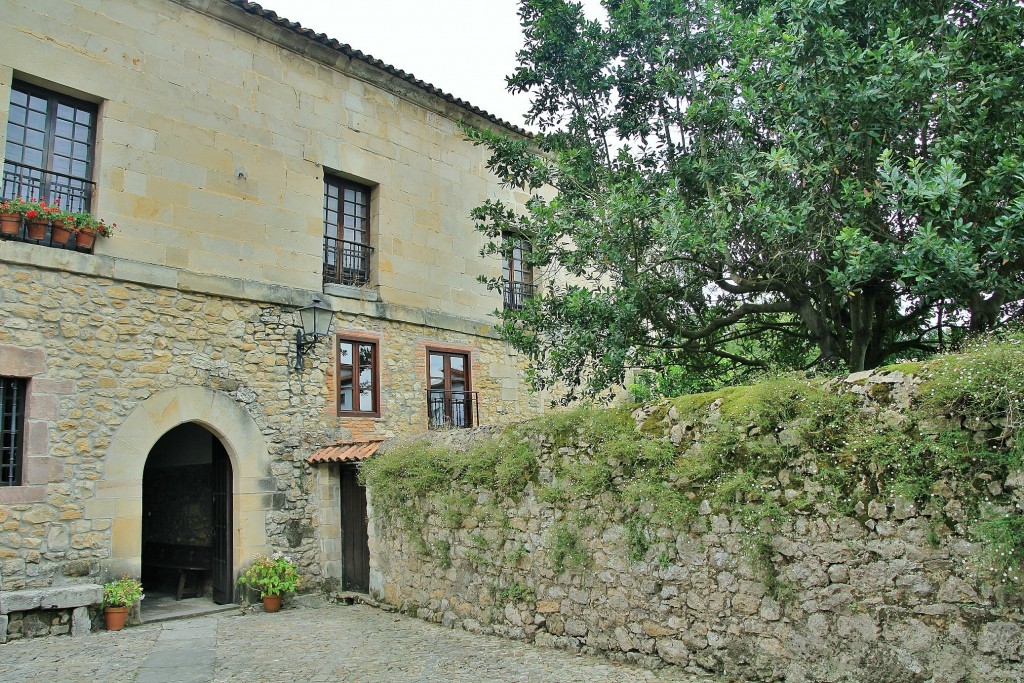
(294, 297, 335, 371)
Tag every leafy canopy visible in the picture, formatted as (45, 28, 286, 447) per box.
(470, 0, 1024, 399)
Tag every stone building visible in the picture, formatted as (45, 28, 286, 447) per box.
(0, 0, 544, 632)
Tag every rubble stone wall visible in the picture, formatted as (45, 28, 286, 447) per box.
(369, 370, 1024, 683)
(0, 256, 539, 593)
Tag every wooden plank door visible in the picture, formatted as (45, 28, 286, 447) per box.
(341, 465, 370, 592)
(211, 440, 233, 604)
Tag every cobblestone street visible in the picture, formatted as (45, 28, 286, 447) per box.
(0, 603, 717, 683)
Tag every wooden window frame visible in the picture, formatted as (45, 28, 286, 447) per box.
(502, 232, 534, 310)
(336, 333, 381, 418)
(0, 376, 27, 487)
(323, 175, 374, 288)
(425, 346, 477, 428)
(425, 346, 473, 394)
(4, 80, 98, 212)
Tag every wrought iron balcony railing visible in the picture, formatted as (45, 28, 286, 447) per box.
(1, 160, 95, 251)
(324, 235, 373, 287)
(503, 280, 536, 311)
(427, 390, 479, 429)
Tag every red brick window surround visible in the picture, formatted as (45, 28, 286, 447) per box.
(337, 332, 380, 418)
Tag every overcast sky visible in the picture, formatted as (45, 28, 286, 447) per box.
(258, 0, 603, 129)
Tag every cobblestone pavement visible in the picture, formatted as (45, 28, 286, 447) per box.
(1, 603, 720, 682)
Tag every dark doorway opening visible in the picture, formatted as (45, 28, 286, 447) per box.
(340, 464, 370, 592)
(142, 423, 233, 603)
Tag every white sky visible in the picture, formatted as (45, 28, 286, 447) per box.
(258, 0, 603, 129)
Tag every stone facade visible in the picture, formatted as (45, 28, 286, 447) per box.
(368, 372, 1024, 683)
(0, 0, 547, 625)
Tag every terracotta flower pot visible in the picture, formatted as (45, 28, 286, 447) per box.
(76, 227, 96, 250)
(104, 605, 129, 631)
(26, 218, 47, 240)
(51, 221, 72, 245)
(0, 212, 19, 236)
(262, 594, 282, 613)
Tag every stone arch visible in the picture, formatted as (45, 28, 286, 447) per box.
(87, 386, 272, 579)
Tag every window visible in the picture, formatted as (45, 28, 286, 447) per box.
(427, 350, 477, 428)
(337, 336, 379, 416)
(324, 176, 373, 287)
(1, 377, 27, 487)
(4, 81, 97, 213)
(502, 233, 534, 310)
(2, 81, 98, 250)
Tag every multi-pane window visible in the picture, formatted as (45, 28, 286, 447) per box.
(502, 233, 534, 310)
(1, 377, 27, 487)
(4, 81, 97, 213)
(324, 176, 373, 287)
(427, 350, 477, 428)
(338, 337, 379, 416)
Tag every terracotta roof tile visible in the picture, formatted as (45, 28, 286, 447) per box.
(226, 0, 530, 137)
(307, 439, 384, 465)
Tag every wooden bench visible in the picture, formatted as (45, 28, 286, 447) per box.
(144, 543, 212, 600)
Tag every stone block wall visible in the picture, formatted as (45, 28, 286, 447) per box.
(0, 0, 537, 318)
(368, 374, 1024, 682)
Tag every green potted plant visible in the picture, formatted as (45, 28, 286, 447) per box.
(102, 575, 144, 631)
(0, 196, 44, 237)
(70, 211, 116, 250)
(238, 553, 301, 612)
(46, 201, 74, 245)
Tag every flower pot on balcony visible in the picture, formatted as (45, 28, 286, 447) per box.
(50, 220, 72, 245)
(26, 218, 48, 240)
(0, 212, 19, 236)
(75, 226, 96, 250)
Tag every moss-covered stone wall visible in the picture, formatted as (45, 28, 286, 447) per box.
(365, 343, 1024, 682)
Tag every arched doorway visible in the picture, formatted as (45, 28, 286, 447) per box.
(141, 423, 234, 603)
(89, 386, 272, 590)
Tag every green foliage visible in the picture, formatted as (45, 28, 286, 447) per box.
(497, 581, 535, 603)
(238, 554, 301, 598)
(433, 540, 453, 570)
(366, 335, 1024, 594)
(974, 511, 1024, 586)
(103, 575, 144, 607)
(549, 522, 591, 574)
(439, 492, 475, 529)
(625, 513, 652, 563)
(505, 542, 528, 566)
(470, 0, 1024, 399)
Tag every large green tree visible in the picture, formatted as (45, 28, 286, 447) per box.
(470, 0, 1024, 398)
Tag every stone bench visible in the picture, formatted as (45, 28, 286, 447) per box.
(0, 584, 103, 641)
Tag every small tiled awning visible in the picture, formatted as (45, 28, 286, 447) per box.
(306, 439, 384, 465)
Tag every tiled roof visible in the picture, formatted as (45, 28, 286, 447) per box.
(306, 438, 385, 465)
(227, 1, 530, 137)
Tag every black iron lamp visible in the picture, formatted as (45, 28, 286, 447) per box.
(294, 297, 335, 371)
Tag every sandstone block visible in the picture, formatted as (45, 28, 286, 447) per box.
(535, 600, 560, 614)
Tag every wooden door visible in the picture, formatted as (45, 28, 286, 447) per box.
(341, 465, 370, 592)
(211, 441, 233, 604)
